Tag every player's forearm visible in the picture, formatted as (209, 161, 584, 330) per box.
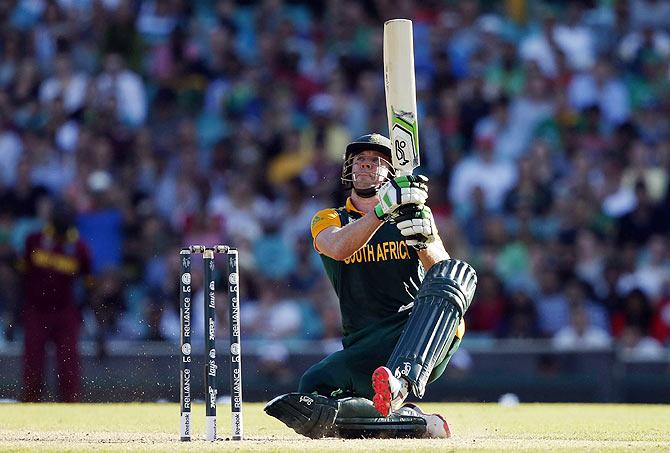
(417, 238, 450, 271)
(316, 214, 384, 261)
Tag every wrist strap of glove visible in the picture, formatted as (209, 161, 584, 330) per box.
(410, 241, 428, 250)
(374, 204, 389, 221)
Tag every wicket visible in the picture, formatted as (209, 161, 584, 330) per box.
(179, 245, 243, 442)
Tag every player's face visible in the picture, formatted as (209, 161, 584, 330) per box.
(352, 150, 392, 189)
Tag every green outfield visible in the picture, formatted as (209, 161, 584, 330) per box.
(0, 402, 668, 452)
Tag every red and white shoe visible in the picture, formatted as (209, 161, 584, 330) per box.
(372, 366, 408, 417)
(396, 403, 451, 438)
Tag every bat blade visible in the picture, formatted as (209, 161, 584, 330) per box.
(384, 19, 419, 176)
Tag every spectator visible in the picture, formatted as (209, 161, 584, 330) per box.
(466, 271, 506, 333)
(519, 9, 561, 77)
(208, 179, 269, 244)
(246, 284, 308, 340)
(253, 219, 297, 280)
(552, 2, 595, 72)
(616, 179, 665, 246)
(612, 288, 655, 339)
(39, 53, 89, 114)
(520, 4, 594, 75)
(535, 265, 568, 336)
(3, 159, 49, 219)
(136, 0, 179, 44)
(287, 239, 322, 296)
(497, 288, 540, 339)
(630, 0, 670, 30)
(95, 53, 147, 127)
(598, 258, 625, 313)
(619, 325, 664, 359)
(278, 178, 320, 247)
(77, 170, 124, 274)
(564, 278, 609, 332)
(621, 141, 668, 203)
(553, 303, 611, 349)
(619, 235, 670, 301)
(475, 96, 522, 161)
(618, 27, 670, 68)
(456, 185, 488, 248)
(574, 229, 606, 294)
(568, 59, 630, 127)
(503, 155, 553, 217)
(449, 133, 517, 212)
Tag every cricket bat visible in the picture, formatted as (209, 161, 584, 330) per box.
(384, 19, 420, 176)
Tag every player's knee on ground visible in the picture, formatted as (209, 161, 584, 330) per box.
(386, 259, 477, 398)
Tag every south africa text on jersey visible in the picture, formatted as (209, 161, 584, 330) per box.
(344, 240, 411, 264)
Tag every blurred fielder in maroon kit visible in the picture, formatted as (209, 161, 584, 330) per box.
(19, 200, 93, 402)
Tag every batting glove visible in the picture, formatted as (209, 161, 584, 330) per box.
(395, 204, 438, 249)
(374, 175, 428, 221)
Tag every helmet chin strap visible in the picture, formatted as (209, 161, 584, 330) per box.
(353, 186, 379, 198)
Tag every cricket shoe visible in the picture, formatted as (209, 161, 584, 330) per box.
(264, 392, 339, 438)
(372, 366, 409, 417)
(395, 403, 451, 438)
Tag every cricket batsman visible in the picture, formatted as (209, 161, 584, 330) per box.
(265, 134, 477, 439)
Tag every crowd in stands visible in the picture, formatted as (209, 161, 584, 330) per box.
(1, 0, 670, 358)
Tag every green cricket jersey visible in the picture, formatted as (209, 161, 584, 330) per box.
(310, 198, 425, 337)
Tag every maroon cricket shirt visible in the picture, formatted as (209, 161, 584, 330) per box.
(22, 227, 92, 310)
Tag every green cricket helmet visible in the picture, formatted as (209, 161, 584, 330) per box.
(341, 133, 394, 193)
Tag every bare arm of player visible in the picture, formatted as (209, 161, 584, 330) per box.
(315, 213, 384, 261)
(416, 237, 450, 271)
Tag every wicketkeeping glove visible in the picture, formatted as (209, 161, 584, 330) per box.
(374, 175, 428, 221)
(395, 204, 438, 249)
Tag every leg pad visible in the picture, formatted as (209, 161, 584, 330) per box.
(336, 416, 426, 438)
(387, 259, 477, 397)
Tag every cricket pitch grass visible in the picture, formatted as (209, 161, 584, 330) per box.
(0, 402, 668, 452)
